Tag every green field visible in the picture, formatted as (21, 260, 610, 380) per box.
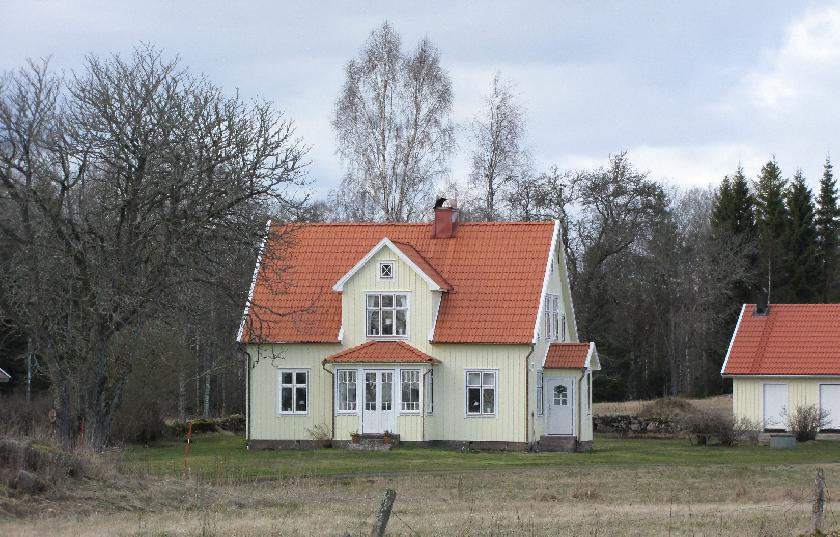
(123, 433, 840, 481)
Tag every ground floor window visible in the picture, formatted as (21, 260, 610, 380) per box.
(466, 370, 496, 415)
(536, 370, 544, 415)
(586, 371, 592, 415)
(278, 369, 308, 414)
(426, 370, 434, 415)
(337, 369, 357, 412)
(401, 369, 421, 412)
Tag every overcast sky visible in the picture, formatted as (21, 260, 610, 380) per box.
(3, 1, 840, 198)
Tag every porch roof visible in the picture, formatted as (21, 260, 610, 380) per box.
(322, 340, 440, 365)
(544, 342, 600, 370)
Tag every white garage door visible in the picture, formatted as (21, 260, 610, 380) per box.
(820, 384, 840, 431)
(763, 384, 788, 431)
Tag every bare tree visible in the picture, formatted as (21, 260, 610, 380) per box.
(0, 48, 308, 450)
(468, 73, 530, 221)
(331, 22, 454, 222)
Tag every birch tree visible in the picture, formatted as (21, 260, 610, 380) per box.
(332, 22, 454, 222)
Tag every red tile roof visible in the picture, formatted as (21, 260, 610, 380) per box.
(323, 341, 439, 364)
(391, 241, 452, 291)
(722, 304, 840, 376)
(240, 221, 555, 344)
(544, 343, 591, 369)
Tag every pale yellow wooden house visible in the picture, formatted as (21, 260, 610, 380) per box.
(238, 206, 600, 451)
(722, 303, 840, 432)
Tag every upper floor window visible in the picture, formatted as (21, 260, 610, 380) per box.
(367, 293, 408, 337)
(544, 294, 563, 341)
(536, 370, 544, 416)
(378, 261, 395, 280)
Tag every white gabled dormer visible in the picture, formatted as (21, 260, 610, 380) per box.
(332, 237, 450, 348)
(533, 220, 579, 344)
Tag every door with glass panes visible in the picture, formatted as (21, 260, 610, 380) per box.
(361, 370, 396, 433)
(545, 377, 575, 435)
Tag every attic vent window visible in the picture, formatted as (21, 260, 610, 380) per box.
(379, 262, 394, 280)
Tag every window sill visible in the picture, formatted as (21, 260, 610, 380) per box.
(366, 335, 410, 340)
(399, 411, 422, 416)
(277, 412, 309, 417)
(464, 414, 497, 418)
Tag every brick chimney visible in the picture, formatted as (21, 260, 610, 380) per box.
(432, 199, 458, 239)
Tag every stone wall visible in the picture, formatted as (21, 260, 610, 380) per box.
(593, 414, 681, 436)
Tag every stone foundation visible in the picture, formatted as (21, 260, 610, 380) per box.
(537, 435, 591, 452)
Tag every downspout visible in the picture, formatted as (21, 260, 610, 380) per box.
(245, 349, 251, 449)
(322, 362, 335, 441)
(525, 343, 535, 447)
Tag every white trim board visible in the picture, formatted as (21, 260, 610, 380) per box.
(533, 220, 560, 343)
(332, 237, 448, 293)
(719, 304, 746, 376)
(236, 219, 272, 343)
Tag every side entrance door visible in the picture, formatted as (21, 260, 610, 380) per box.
(763, 383, 788, 431)
(545, 377, 575, 436)
(361, 370, 395, 434)
(820, 384, 840, 431)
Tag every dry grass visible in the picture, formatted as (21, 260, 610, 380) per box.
(594, 394, 733, 418)
(1, 460, 836, 536)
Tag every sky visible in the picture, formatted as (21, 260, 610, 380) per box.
(3, 0, 840, 199)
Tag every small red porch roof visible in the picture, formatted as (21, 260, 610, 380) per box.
(722, 304, 840, 376)
(322, 341, 440, 365)
(544, 342, 597, 369)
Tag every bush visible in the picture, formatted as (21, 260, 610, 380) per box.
(734, 417, 762, 445)
(784, 405, 830, 442)
(680, 410, 736, 446)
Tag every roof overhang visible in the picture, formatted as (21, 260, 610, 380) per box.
(719, 304, 746, 376)
(0, 367, 10, 382)
(542, 341, 601, 370)
(322, 340, 441, 365)
(332, 237, 451, 292)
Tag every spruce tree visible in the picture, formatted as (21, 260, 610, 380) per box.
(785, 170, 819, 302)
(711, 165, 757, 303)
(754, 158, 788, 301)
(816, 156, 839, 301)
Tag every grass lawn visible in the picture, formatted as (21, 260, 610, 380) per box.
(123, 432, 840, 481)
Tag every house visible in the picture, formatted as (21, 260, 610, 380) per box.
(721, 303, 840, 432)
(237, 205, 600, 451)
(0, 367, 9, 383)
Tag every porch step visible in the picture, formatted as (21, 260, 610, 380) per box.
(346, 433, 400, 451)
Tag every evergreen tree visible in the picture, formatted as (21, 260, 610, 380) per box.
(816, 156, 839, 301)
(711, 165, 757, 303)
(754, 158, 789, 301)
(785, 170, 819, 302)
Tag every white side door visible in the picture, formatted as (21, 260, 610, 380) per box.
(361, 370, 395, 434)
(763, 383, 788, 431)
(545, 377, 575, 436)
(820, 384, 840, 431)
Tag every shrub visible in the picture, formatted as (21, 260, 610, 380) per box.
(734, 417, 762, 445)
(784, 405, 830, 442)
(680, 410, 736, 446)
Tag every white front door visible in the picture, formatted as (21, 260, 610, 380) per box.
(820, 384, 840, 431)
(362, 370, 395, 434)
(763, 383, 788, 431)
(545, 377, 575, 436)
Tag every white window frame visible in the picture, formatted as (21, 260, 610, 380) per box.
(536, 370, 544, 416)
(543, 294, 562, 341)
(365, 292, 410, 338)
(336, 369, 359, 414)
(399, 369, 421, 413)
(425, 370, 434, 415)
(277, 369, 309, 416)
(465, 369, 498, 417)
(378, 261, 395, 280)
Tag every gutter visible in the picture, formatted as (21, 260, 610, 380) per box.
(245, 349, 251, 449)
(322, 362, 335, 440)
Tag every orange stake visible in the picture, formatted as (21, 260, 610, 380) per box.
(181, 421, 193, 480)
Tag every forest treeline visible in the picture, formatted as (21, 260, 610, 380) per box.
(2, 24, 837, 447)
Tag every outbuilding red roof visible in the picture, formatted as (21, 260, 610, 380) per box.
(239, 221, 556, 344)
(323, 341, 439, 364)
(544, 343, 592, 369)
(722, 304, 840, 376)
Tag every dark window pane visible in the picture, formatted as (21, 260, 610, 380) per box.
(381, 310, 394, 335)
(382, 294, 394, 308)
(467, 387, 481, 413)
(295, 372, 307, 385)
(483, 388, 495, 414)
(282, 372, 293, 384)
(295, 387, 307, 411)
(395, 310, 407, 335)
(367, 310, 380, 335)
(281, 387, 293, 412)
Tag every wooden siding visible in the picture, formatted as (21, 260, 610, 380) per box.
(733, 376, 840, 427)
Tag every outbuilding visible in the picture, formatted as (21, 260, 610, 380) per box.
(721, 303, 840, 432)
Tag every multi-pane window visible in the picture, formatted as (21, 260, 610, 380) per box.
(544, 294, 563, 341)
(536, 370, 544, 415)
(337, 370, 357, 412)
(379, 261, 394, 279)
(366, 293, 408, 337)
(365, 371, 393, 410)
(466, 370, 496, 415)
(553, 385, 568, 406)
(426, 370, 434, 415)
(279, 370, 308, 414)
(400, 370, 421, 412)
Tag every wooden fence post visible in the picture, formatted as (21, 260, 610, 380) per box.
(370, 489, 397, 537)
(813, 467, 825, 534)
